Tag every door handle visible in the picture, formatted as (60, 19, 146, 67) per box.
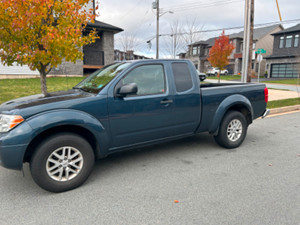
(160, 99, 173, 104)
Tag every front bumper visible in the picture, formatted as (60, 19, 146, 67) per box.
(0, 121, 33, 170)
(0, 144, 28, 170)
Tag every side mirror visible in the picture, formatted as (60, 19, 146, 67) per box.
(117, 83, 138, 97)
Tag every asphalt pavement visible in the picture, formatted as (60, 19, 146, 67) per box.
(0, 112, 300, 225)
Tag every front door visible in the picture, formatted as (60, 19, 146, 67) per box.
(108, 64, 176, 149)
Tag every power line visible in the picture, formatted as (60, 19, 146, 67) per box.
(157, 18, 300, 37)
(165, 0, 241, 8)
(165, 0, 244, 13)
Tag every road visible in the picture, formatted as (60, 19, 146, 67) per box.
(1, 112, 300, 225)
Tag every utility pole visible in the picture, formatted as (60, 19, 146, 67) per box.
(247, 0, 254, 83)
(241, 0, 250, 83)
(156, 0, 160, 59)
(241, 0, 254, 83)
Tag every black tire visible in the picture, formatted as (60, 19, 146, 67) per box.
(30, 133, 95, 193)
(214, 111, 248, 149)
(224, 71, 228, 75)
(215, 72, 218, 76)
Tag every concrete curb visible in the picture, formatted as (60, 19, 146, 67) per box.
(270, 104, 300, 115)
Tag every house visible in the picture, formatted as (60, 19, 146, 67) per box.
(181, 24, 283, 75)
(49, 20, 123, 76)
(0, 0, 123, 77)
(265, 23, 300, 78)
(114, 50, 152, 61)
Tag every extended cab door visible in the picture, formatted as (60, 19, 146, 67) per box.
(169, 62, 201, 134)
(107, 63, 177, 149)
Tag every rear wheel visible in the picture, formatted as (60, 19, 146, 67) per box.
(214, 111, 248, 149)
(30, 133, 95, 192)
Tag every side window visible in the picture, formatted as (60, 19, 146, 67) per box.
(172, 62, 193, 92)
(279, 36, 284, 48)
(119, 64, 165, 96)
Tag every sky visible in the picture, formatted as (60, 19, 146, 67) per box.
(96, 0, 300, 58)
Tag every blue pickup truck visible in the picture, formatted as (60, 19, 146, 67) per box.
(0, 60, 269, 192)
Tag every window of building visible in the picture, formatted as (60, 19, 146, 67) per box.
(193, 46, 198, 56)
(285, 35, 292, 48)
(279, 36, 284, 48)
(294, 34, 299, 47)
(205, 48, 209, 56)
(172, 62, 193, 92)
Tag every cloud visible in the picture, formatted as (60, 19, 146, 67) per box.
(97, 0, 299, 57)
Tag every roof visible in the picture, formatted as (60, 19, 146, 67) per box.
(272, 23, 300, 35)
(86, 20, 123, 34)
(190, 24, 282, 47)
(229, 24, 282, 40)
(189, 37, 215, 47)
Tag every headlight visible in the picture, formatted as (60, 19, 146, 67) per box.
(0, 114, 24, 133)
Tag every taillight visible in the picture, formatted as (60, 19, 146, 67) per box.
(264, 87, 268, 103)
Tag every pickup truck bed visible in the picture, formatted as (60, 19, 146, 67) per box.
(199, 83, 267, 133)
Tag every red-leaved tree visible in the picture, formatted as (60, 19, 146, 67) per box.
(0, 0, 99, 96)
(208, 30, 235, 83)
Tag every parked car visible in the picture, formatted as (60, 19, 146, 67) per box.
(197, 70, 207, 81)
(206, 67, 229, 76)
(0, 59, 269, 192)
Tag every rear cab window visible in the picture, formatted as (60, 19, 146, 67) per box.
(171, 62, 193, 93)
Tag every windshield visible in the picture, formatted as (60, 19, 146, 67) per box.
(75, 62, 131, 93)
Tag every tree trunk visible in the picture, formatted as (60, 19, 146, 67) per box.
(218, 71, 221, 83)
(39, 69, 49, 97)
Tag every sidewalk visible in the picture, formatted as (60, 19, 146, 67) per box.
(268, 89, 299, 101)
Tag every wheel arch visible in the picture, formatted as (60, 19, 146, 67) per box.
(24, 125, 101, 163)
(209, 95, 253, 135)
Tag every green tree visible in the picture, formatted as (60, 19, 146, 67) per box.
(0, 0, 99, 96)
(208, 30, 235, 83)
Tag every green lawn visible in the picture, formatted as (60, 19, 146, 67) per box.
(207, 75, 241, 81)
(0, 77, 85, 104)
(267, 98, 300, 109)
(263, 79, 299, 85)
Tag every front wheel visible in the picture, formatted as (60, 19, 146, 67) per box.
(30, 133, 95, 192)
(214, 111, 248, 149)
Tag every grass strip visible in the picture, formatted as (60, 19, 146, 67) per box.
(263, 79, 299, 85)
(267, 97, 300, 109)
(207, 75, 241, 81)
(0, 77, 85, 104)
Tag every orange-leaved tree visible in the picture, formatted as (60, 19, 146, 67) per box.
(0, 0, 99, 96)
(208, 30, 235, 83)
